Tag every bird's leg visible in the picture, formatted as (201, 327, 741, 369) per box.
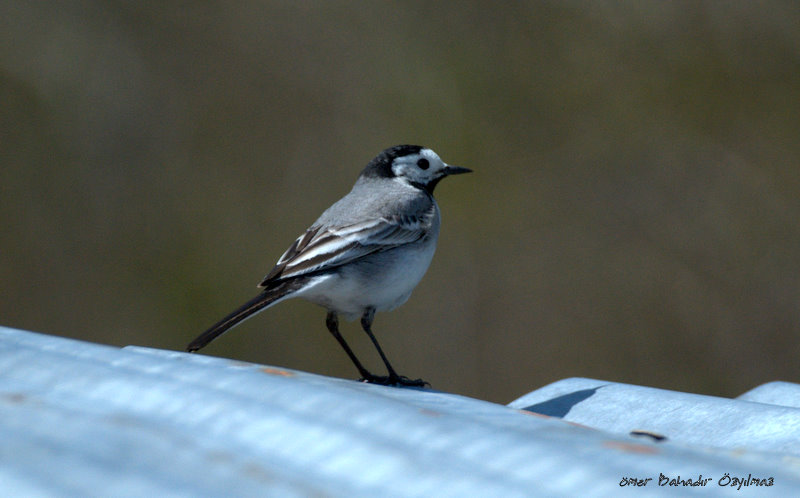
(325, 311, 376, 381)
(360, 308, 429, 387)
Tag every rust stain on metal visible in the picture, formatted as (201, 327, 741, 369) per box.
(419, 408, 442, 417)
(259, 367, 295, 377)
(603, 440, 659, 455)
(516, 409, 552, 419)
(1, 392, 28, 404)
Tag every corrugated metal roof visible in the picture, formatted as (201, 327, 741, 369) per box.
(1, 325, 798, 496)
(510, 377, 800, 455)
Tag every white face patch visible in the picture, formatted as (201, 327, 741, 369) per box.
(390, 148, 448, 186)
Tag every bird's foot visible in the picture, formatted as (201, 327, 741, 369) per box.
(359, 373, 430, 388)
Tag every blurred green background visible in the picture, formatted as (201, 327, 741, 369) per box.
(2, 2, 799, 403)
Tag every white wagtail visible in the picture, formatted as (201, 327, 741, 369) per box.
(186, 145, 471, 386)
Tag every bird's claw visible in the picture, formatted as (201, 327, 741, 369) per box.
(359, 373, 430, 388)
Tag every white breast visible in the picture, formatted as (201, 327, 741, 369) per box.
(294, 205, 441, 320)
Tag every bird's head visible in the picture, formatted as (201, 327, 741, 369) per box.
(360, 145, 471, 194)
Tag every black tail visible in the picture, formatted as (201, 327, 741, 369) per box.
(186, 279, 305, 352)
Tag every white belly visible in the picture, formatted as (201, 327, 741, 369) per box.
(294, 236, 438, 320)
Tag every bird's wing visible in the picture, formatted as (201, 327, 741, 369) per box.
(259, 205, 435, 286)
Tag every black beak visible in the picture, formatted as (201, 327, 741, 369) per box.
(424, 164, 472, 194)
(443, 165, 472, 176)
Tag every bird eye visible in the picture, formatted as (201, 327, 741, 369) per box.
(417, 158, 429, 170)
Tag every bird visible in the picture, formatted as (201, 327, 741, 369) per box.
(186, 145, 471, 386)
